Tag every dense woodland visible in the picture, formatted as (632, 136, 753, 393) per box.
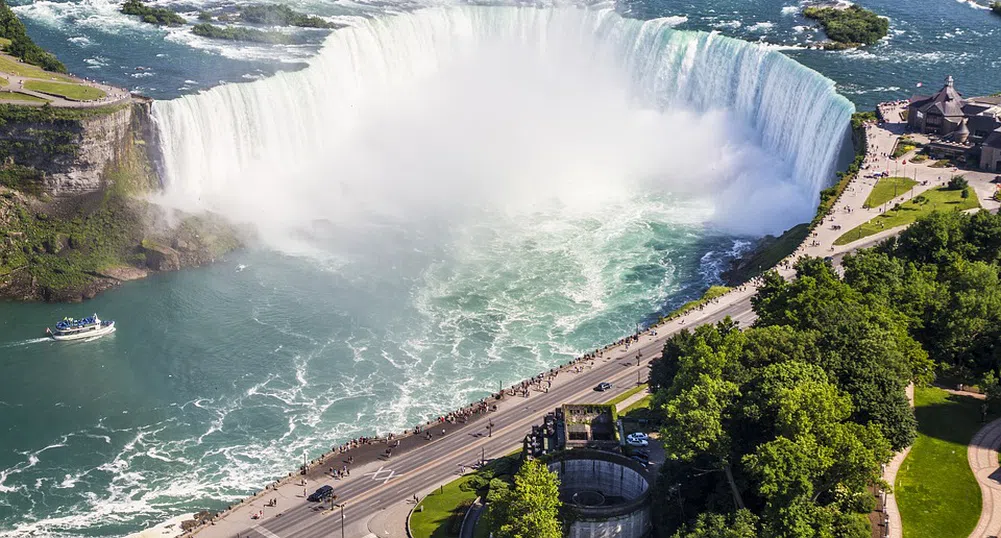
(0, 0, 65, 72)
(648, 208, 1001, 537)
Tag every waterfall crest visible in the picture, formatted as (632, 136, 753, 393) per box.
(152, 6, 853, 238)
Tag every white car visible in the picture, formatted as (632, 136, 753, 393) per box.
(626, 433, 649, 447)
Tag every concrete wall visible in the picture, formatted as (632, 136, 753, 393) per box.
(550, 459, 648, 500)
(566, 509, 651, 538)
(981, 146, 1001, 172)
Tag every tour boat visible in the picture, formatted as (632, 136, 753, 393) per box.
(46, 314, 116, 341)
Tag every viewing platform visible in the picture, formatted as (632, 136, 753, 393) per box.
(0, 50, 131, 108)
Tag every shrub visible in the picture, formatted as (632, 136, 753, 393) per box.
(949, 175, 969, 191)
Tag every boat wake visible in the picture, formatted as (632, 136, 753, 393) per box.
(0, 337, 51, 348)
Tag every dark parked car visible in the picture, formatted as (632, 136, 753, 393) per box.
(307, 485, 334, 502)
(594, 382, 612, 392)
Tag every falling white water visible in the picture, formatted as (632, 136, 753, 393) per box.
(152, 5, 853, 247)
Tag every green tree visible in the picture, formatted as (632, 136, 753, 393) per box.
(486, 459, 562, 538)
(672, 509, 759, 538)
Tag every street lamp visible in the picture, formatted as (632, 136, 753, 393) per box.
(335, 502, 346, 538)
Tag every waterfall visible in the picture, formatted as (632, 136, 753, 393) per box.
(152, 6, 853, 238)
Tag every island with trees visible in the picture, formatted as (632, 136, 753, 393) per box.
(120, 0, 184, 26)
(803, 5, 889, 49)
(191, 23, 293, 44)
(992, 1, 1001, 16)
(119, 0, 341, 42)
(237, 4, 339, 28)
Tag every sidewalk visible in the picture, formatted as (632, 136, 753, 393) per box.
(969, 415, 1001, 538)
(881, 383, 914, 538)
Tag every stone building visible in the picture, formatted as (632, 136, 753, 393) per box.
(906, 75, 1001, 172)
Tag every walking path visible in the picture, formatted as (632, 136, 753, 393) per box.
(175, 104, 998, 538)
(880, 383, 915, 538)
(0, 52, 131, 108)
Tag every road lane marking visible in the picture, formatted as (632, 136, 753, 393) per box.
(253, 524, 283, 538)
(364, 466, 397, 484)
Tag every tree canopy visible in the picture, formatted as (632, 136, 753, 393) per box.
(485, 459, 563, 538)
(652, 208, 1001, 536)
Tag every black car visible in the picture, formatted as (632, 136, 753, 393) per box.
(594, 382, 612, 392)
(307, 485, 334, 502)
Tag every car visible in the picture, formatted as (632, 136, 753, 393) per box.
(307, 485, 334, 502)
(629, 451, 649, 461)
(626, 433, 649, 447)
(629, 456, 649, 467)
(594, 382, 612, 392)
(631, 449, 651, 459)
(627, 432, 649, 442)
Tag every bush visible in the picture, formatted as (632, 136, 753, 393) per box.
(948, 175, 969, 191)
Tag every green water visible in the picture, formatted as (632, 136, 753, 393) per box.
(0, 201, 744, 536)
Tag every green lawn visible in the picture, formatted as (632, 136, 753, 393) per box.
(0, 76, 7, 86)
(0, 55, 73, 82)
(896, 387, 987, 538)
(23, 80, 106, 101)
(0, 91, 49, 103)
(864, 176, 918, 209)
(410, 474, 478, 538)
(834, 187, 980, 245)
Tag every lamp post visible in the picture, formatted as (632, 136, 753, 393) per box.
(336, 502, 345, 538)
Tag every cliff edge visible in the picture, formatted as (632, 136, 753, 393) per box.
(0, 101, 241, 302)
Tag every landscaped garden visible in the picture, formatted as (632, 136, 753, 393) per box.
(895, 387, 986, 538)
(835, 186, 980, 245)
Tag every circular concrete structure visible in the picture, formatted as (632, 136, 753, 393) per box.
(546, 449, 651, 538)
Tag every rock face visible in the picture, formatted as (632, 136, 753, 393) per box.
(0, 100, 242, 303)
(0, 100, 158, 195)
(142, 241, 181, 271)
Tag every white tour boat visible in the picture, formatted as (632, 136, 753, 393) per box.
(46, 314, 116, 341)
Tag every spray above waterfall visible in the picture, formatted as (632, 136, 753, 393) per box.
(152, 6, 853, 249)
